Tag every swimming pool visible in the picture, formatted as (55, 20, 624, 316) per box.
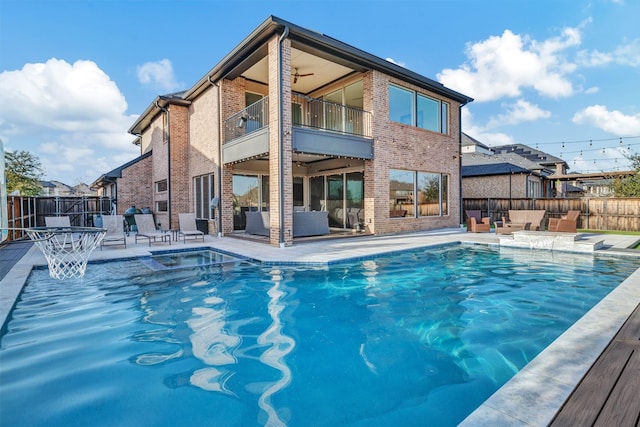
(1, 244, 638, 426)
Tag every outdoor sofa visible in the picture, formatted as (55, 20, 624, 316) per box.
(495, 210, 546, 234)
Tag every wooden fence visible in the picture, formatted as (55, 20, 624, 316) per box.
(463, 198, 640, 231)
(3, 196, 113, 241)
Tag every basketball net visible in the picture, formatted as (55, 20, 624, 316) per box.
(26, 228, 106, 280)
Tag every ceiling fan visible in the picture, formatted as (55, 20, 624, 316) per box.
(292, 68, 314, 84)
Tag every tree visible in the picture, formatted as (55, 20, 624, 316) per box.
(5, 150, 44, 196)
(611, 153, 640, 197)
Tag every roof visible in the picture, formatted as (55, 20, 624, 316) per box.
(91, 151, 152, 187)
(491, 144, 565, 166)
(462, 163, 530, 177)
(129, 15, 473, 135)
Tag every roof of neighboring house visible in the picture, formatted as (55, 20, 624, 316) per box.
(461, 133, 491, 151)
(91, 151, 152, 188)
(462, 163, 530, 177)
(129, 15, 473, 135)
(491, 144, 565, 167)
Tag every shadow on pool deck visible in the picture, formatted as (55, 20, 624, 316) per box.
(0, 240, 33, 281)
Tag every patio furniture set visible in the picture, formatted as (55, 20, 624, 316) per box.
(466, 210, 581, 234)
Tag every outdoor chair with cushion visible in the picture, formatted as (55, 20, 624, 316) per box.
(466, 210, 490, 233)
(101, 215, 126, 249)
(548, 210, 580, 233)
(178, 213, 205, 243)
(134, 214, 171, 246)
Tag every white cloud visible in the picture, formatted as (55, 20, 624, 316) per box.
(136, 58, 181, 91)
(577, 39, 640, 67)
(584, 86, 599, 94)
(572, 105, 640, 135)
(438, 27, 582, 102)
(0, 58, 139, 184)
(461, 108, 515, 146)
(385, 57, 406, 67)
(486, 99, 551, 128)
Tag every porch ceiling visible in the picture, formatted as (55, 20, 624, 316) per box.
(240, 47, 356, 94)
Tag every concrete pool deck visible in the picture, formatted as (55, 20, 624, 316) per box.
(1, 228, 639, 426)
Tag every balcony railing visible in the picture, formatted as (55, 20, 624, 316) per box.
(224, 96, 269, 144)
(223, 94, 373, 144)
(292, 93, 372, 138)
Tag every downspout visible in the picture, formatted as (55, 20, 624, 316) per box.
(278, 26, 290, 247)
(155, 100, 171, 229)
(458, 105, 463, 226)
(209, 76, 223, 237)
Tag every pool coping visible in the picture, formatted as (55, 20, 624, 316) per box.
(1, 229, 639, 425)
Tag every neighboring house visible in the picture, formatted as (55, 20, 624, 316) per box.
(462, 133, 568, 199)
(104, 16, 473, 246)
(40, 180, 96, 197)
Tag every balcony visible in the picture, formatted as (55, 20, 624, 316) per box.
(224, 97, 269, 144)
(223, 94, 373, 164)
(291, 93, 372, 138)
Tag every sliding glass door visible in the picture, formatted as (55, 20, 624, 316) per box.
(309, 172, 364, 229)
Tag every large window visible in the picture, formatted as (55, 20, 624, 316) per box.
(193, 173, 215, 219)
(389, 169, 449, 218)
(389, 169, 415, 217)
(389, 84, 449, 134)
(388, 85, 414, 125)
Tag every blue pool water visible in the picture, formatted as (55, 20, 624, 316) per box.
(1, 245, 638, 426)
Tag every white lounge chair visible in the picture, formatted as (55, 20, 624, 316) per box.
(134, 214, 171, 246)
(101, 215, 126, 249)
(178, 213, 205, 243)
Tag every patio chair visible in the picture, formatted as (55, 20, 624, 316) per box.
(45, 216, 71, 228)
(134, 214, 171, 246)
(466, 210, 490, 233)
(101, 215, 126, 249)
(178, 213, 205, 243)
(548, 210, 580, 233)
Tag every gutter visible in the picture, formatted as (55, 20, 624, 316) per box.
(278, 26, 289, 247)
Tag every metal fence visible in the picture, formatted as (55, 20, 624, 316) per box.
(3, 196, 114, 241)
(463, 197, 640, 231)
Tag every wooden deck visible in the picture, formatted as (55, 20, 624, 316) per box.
(550, 303, 640, 427)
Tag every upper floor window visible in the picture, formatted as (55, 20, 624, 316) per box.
(389, 84, 449, 134)
(155, 179, 168, 193)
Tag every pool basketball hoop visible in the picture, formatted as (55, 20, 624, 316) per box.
(26, 227, 107, 279)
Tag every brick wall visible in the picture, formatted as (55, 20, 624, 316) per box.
(463, 174, 535, 199)
(168, 104, 190, 229)
(118, 155, 153, 215)
(367, 70, 462, 234)
(268, 35, 293, 246)
(189, 87, 219, 234)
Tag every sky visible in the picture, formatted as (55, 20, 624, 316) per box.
(1, 0, 639, 185)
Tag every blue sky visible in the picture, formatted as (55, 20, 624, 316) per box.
(1, 0, 639, 185)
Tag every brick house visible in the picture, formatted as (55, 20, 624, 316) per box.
(461, 133, 569, 199)
(97, 16, 473, 246)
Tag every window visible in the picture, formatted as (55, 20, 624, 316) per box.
(156, 200, 168, 212)
(193, 173, 215, 219)
(388, 85, 414, 125)
(390, 169, 449, 218)
(155, 179, 167, 193)
(389, 84, 449, 134)
(417, 172, 448, 216)
(389, 169, 415, 218)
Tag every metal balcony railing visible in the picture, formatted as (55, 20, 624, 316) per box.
(291, 93, 372, 138)
(223, 94, 373, 144)
(224, 97, 269, 144)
